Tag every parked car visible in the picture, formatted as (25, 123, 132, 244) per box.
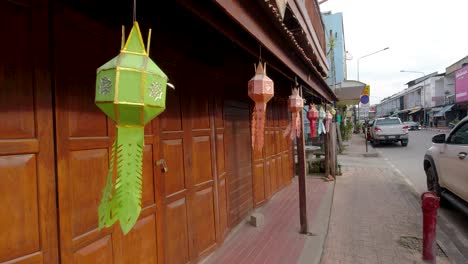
(369, 117, 409, 146)
(404, 121, 420, 130)
(424, 116, 468, 210)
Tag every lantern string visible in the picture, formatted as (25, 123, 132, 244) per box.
(259, 44, 262, 63)
(133, 0, 137, 22)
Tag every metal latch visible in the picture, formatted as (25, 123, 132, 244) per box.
(156, 159, 168, 173)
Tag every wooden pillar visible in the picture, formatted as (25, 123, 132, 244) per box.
(324, 105, 330, 178)
(330, 122, 336, 177)
(297, 87, 308, 234)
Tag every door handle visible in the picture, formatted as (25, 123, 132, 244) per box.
(458, 152, 467, 160)
(156, 159, 168, 173)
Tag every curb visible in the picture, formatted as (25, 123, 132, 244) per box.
(298, 180, 335, 264)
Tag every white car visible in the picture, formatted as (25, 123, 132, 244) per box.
(424, 116, 468, 209)
(369, 117, 409, 146)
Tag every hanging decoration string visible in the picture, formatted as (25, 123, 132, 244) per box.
(133, 0, 137, 22)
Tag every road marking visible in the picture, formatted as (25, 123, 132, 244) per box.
(384, 158, 417, 191)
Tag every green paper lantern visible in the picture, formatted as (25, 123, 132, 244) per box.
(95, 22, 168, 234)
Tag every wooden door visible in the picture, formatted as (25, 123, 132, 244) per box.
(158, 83, 219, 263)
(0, 1, 59, 263)
(252, 100, 293, 206)
(224, 101, 253, 228)
(53, 8, 161, 264)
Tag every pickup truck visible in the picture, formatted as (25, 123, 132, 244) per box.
(369, 117, 409, 146)
(424, 115, 468, 212)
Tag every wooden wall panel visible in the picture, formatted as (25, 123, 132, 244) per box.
(191, 136, 213, 185)
(190, 96, 210, 129)
(73, 236, 113, 264)
(224, 102, 253, 227)
(217, 178, 228, 239)
(162, 139, 186, 195)
(0, 1, 58, 263)
(270, 157, 277, 194)
(214, 97, 228, 240)
(0, 155, 40, 261)
(121, 215, 158, 264)
(216, 135, 225, 174)
(160, 89, 182, 131)
(142, 145, 156, 208)
(253, 163, 265, 205)
(165, 199, 190, 264)
(192, 187, 217, 256)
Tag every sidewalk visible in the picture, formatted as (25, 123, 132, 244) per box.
(202, 176, 334, 264)
(422, 127, 451, 133)
(321, 134, 455, 264)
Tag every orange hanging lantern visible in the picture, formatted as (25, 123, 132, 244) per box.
(248, 62, 274, 151)
(307, 104, 319, 138)
(285, 88, 304, 139)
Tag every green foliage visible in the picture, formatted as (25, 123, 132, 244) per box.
(340, 119, 354, 141)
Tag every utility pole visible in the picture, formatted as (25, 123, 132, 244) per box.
(297, 86, 308, 234)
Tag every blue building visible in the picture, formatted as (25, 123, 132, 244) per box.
(321, 11, 347, 86)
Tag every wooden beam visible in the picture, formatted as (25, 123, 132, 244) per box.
(207, 0, 335, 102)
(297, 87, 308, 234)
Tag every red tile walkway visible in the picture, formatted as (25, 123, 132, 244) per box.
(202, 177, 328, 264)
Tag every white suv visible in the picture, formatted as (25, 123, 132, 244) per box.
(424, 116, 468, 207)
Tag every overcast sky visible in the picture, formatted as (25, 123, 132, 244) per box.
(319, 0, 468, 105)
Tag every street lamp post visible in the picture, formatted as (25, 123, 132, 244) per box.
(355, 47, 389, 123)
(400, 70, 426, 126)
(357, 47, 389, 81)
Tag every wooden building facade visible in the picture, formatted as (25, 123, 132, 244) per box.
(0, 0, 335, 263)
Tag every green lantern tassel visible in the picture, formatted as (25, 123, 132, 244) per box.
(98, 126, 144, 234)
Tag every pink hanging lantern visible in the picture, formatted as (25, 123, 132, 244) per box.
(307, 104, 319, 138)
(248, 62, 274, 151)
(285, 88, 304, 139)
(325, 109, 333, 133)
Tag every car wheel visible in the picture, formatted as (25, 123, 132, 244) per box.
(426, 164, 441, 196)
(401, 140, 408, 147)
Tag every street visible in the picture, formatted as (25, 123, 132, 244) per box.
(370, 129, 468, 260)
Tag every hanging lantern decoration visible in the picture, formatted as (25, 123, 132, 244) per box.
(284, 87, 304, 139)
(95, 22, 169, 234)
(318, 106, 326, 135)
(330, 106, 336, 116)
(325, 109, 333, 133)
(307, 104, 319, 138)
(248, 62, 274, 151)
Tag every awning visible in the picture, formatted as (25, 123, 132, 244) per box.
(434, 104, 454, 117)
(408, 107, 422, 115)
(334, 80, 367, 106)
(427, 107, 443, 113)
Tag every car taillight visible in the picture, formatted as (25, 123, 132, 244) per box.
(375, 127, 382, 131)
(403, 125, 409, 130)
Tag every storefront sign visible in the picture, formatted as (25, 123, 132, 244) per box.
(455, 66, 468, 103)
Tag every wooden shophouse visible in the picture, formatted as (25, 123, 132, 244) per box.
(0, 0, 336, 263)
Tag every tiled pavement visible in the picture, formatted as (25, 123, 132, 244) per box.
(321, 135, 451, 264)
(202, 177, 330, 264)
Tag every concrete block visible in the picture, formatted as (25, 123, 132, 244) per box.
(363, 152, 379, 158)
(249, 213, 264, 227)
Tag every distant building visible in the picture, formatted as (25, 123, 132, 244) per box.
(322, 11, 347, 86)
(446, 56, 468, 122)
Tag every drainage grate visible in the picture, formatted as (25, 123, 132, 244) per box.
(398, 236, 447, 257)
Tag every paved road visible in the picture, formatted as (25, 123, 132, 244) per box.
(370, 129, 468, 260)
